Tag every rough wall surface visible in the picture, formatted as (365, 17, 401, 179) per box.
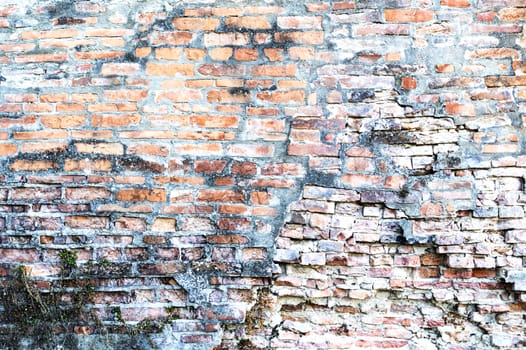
(0, 0, 525, 349)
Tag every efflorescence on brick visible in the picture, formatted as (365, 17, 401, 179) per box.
(0, 0, 525, 349)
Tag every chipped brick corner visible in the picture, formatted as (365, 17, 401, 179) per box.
(0, 0, 525, 349)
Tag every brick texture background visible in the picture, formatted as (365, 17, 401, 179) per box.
(0, 0, 525, 349)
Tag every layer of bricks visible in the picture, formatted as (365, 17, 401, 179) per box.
(0, 0, 525, 349)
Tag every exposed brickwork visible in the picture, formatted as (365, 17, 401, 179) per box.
(0, 0, 525, 349)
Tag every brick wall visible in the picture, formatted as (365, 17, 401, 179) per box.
(0, 0, 525, 349)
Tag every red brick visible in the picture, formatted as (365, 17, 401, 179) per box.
(197, 189, 245, 203)
(116, 188, 166, 202)
(11, 187, 61, 201)
(65, 216, 108, 229)
(401, 77, 417, 90)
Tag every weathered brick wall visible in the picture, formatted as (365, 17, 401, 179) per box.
(0, 0, 525, 349)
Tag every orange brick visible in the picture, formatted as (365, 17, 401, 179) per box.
(75, 142, 124, 155)
(135, 47, 151, 58)
(84, 28, 134, 37)
(21, 29, 78, 39)
(21, 142, 67, 153)
(234, 48, 258, 61)
(66, 187, 111, 201)
(0, 104, 22, 113)
(186, 48, 206, 61)
(9, 160, 58, 171)
(128, 143, 170, 156)
(146, 63, 194, 76)
(445, 103, 476, 116)
(207, 89, 251, 103)
(71, 130, 113, 139)
(225, 16, 271, 29)
(40, 94, 68, 102)
(385, 9, 434, 22)
(103, 90, 147, 101)
(71, 93, 98, 103)
(257, 90, 305, 104)
(0, 143, 17, 156)
(197, 189, 245, 203)
(436, 64, 455, 73)
(155, 90, 202, 103)
(24, 103, 53, 113)
(288, 47, 315, 60)
(116, 188, 166, 202)
(190, 115, 239, 128)
(75, 51, 124, 60)
(264, 48, 284, 62)
(441, 0, 470, 7)
(64, 159, 112, 172)
(176, 131, 235, 140)
(56, 104, 84, 112)
(482, 144, 518, 153)
(13, 130, 68, 140)
(209, 48, 233, 60)
(150, 218, 177, 232)
(14, 53, 67, 63)
(173, 17, 220, 31)
(155, 47, 183, 60)
(498, 8, 526, 22)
